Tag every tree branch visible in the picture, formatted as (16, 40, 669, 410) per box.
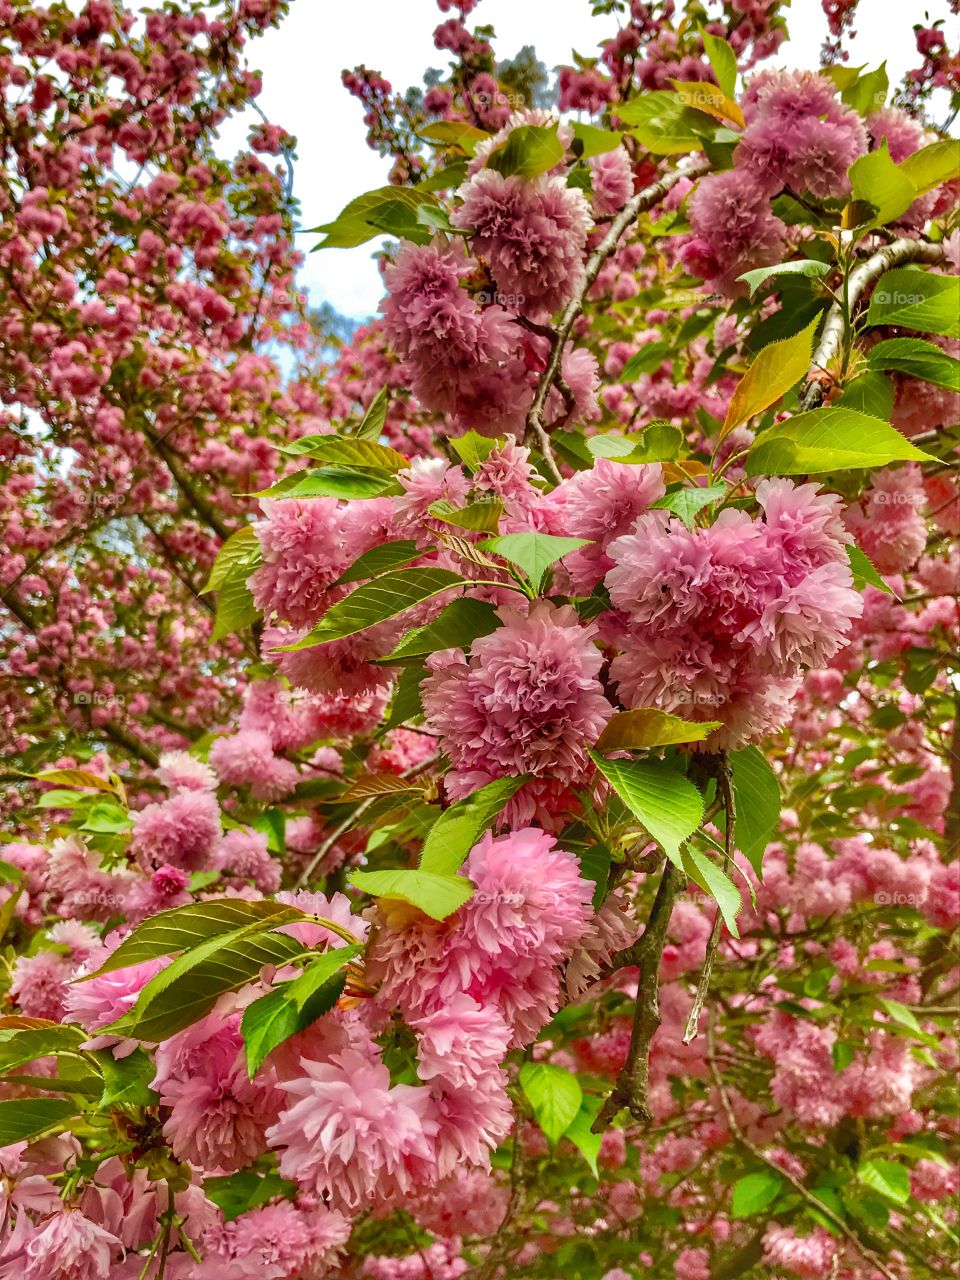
(523, 158, 710, 452)
(799, 237, 946, 411)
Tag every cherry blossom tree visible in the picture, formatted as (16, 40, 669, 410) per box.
(0, 2, 957, 1279)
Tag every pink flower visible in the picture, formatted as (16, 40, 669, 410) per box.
(589, 147, 634, 215)
(249, 498, 352, 627)
(275, 888, 369, 948)
(421, 603, 613, 824)
(452, 170, 593, 322)
(65, 932, 168, 1055)
(196, 1201, 351, 1279)
(411, 994, 512, 1089)
(546, 458, 665, 591)
(762, 1224, 839, 1278)
(215, 827, 280, 893)
(156, 749, 217, 792)
(208, 729, 298, 801)
(266, 1049, 438, 1210)
(130, 788, 221, 871)
(370, 828, 593, 1044)
(18, 1207, 122, 1280)
(380, 239, 515, 415)
(9, 952, 73, 1021)
(391, 457, 471, 543)
(154, 1012, 282, 1173)
(687, 169, 787, 294)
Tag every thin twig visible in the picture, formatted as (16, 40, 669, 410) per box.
(683, 754, 734, 1043)
(798, 237, 946, 411)
(705, 1013, 902, 1280)
(523, 158, 711, 452)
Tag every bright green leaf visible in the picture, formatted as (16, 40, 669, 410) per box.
(429, 497, 504, 533)
(849, 142, 918, 227)
(858, 1159, 910, 1205)
(336, 540, 421, 586)
(280, 436, 406, 471)
(701, 30, 738, 98)
(866, 268, 960, 339)
(348, 867, 473, 921)
(564, 1094, 603, 1175)
(203, 525, 259, 594)
(650, 484, 727, 528)
(737, 259, 831, 297)
(729, 747, 780, 878)
(382, 597, 500, 663)
(211, 568, 258, 642)
(589, 753, 704, 861)
(848, 545, 893, 594)
(867, 337, 960, 392)
(731, 1169, 784, 1218)
(681, 845, 741, 936)
(519, 1061, 583, 1144)
(746, 406, 934, 475)
(617, 342, 672, 382)
(418, 775, 529, 875)
(0, 1097, 76, 1145)
(595, 708, 721, 751)
(279, 568, 468, 650)
(899, 138, 960, 195)
(722, 314, 819, 439)
(479, 532, 592, 592)
(486, 124, 564, 178)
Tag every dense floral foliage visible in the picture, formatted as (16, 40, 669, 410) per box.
(0, 1, 958, 1279)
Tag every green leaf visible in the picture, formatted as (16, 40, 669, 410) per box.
(286, 946, 362, 1009)
(204, 1169, 295, 1221)
(479, 532, 592, 592)
(382, 597, 500, 663)
(256, 466, 401, 501)
(746, 406, 934, 475)
(849, 142, 918, 226)
(0, 1024, 86, 1073)
(681, 845, 741, 936)
(96, 1047, 158, 1108)
(0, 1097, 76, 1144)
(596, 421, 683, 463)
(419, 775, 529, 875)
(722, 314, 819, 439)
(701, 30, 738, 99)
(81, 899, 306, 977)
(240, 949, 359, 1077)
(354, 387, 389, 440)
(833, 1041, 856, 1072)
(519, 1061, 583, 1144)
(448, 430, 500, 471)
(211, 569, 257, 642)
(418, 121, 490, 154)
(570, 121, 624, 158)
(203, 525, 259, 594)
(348, 867, 473, 921)
(836, 370, 894, 418)
(867, 337, 960, 392)
(79, 800, 130, 834)
(847, 545, 892, 594)
(576, 846, 612, 910)
(650, 484, 726, 528)
(731, 1169, 784, 1218)
(737, 259, 831, 297)
(108, 927, 306, 1042)
(564, 1094, 603, 1176)
(841, 62, 888, 115)
(280, 436, 406, 471)
(898, 138, 960, 195)
(381, 661, 426, 733)
(617, 341, 672, 382)
(729, 747, 780, 878)
(866, 268, 960, 339)
(589, 753, 704, 861)
(312, 186, 438, 249)
(616, 91, 716, 154)
(857, 1159, 910, 1205)
(486, 124, 564, 178)
(595, 708, 721, 751)
(279, 568, 468, 650)
(429, 497, 504, 533)
(336, 540, 421, 586)
(108, 910, 307, 1041)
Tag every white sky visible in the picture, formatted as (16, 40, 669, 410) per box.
(216, 0, 957, 320)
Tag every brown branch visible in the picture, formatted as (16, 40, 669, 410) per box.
(523, 157, 711, 453)
(799, 237, 946, 411)
(705, 1013, 902, 1280)
(592, 858, 683, 1129)
(683, 754, 734, 1043)
(143, 428, 232, 542)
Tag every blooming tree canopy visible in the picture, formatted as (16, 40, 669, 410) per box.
(0, 2, 958, 1279)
